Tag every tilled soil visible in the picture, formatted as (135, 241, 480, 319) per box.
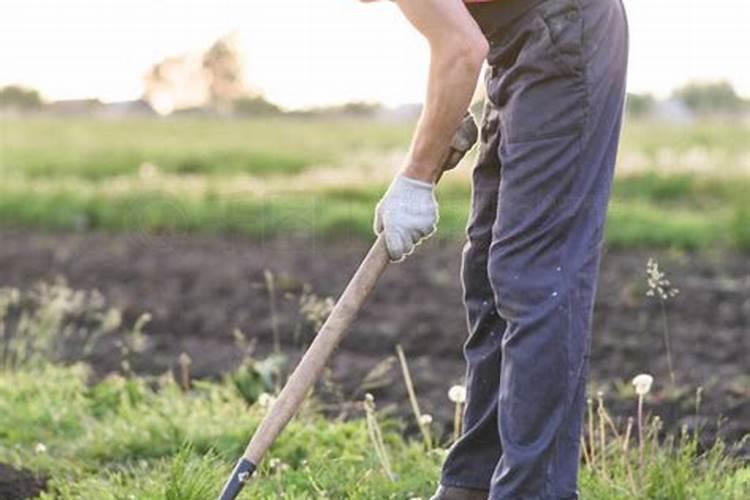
(0, 229, 748, 455)
(0, 463, 47, 500)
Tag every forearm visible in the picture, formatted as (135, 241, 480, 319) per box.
(395, 0, 488, 183)
(404, 44, 485, 182)
(371, 0, 488, 261)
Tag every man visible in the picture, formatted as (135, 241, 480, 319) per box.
(366, 0, 628, 499)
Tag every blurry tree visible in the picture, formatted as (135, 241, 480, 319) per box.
(673, 81, 746, 115)
(202, 33, 245, 114)
(233, 96, 282, 116)
(143, 55, 208, 115)
(0, 85, 43, 110)
(298, 101, 382, 118)
(339, 101, 382, 116)
(626, 92, 655, 118)
(143, 33, 250, 115)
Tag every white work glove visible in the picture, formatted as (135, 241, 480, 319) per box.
(374, 175, 439, 262)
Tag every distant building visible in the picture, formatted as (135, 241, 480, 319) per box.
(651, 98, 695, 124)
(45, 98, 156, 118)
(96, 99, 156, 118)
(47, 98, 103, 115)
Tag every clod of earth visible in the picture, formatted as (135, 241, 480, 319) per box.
(0, 463, 47, 500)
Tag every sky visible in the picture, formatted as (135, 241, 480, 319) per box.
(1, 0, 749, 109)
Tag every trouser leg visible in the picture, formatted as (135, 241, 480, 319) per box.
(482, 0, 629, 498)
(441, 99, 505, 491)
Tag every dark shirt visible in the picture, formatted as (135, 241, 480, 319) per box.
(468, 0, 547, 38)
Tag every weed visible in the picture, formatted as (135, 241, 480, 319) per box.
(177, 352, 192, 391)
(448, 385, 466, 443)
(298, 288, 335, 332)
(632, 374, 654, 470)
(396, 345, 433, 450)
(228, 354, 286, 406)
(645, 258, 679, 385)
(363, 393, 395, 482)
(264, 270, 281, 355)
(0, 280, 148, 371)
(579, 377, 750, 499)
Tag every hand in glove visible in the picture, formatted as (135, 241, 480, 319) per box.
(373, 175, 438, 262)
(438, 112, 479, 178)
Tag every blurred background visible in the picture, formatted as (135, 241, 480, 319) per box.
(0, 1, 748, 497)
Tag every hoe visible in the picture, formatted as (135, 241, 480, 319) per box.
(218, 114, 478, 499)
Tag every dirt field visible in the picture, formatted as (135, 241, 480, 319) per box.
(0, 229, 747, 457)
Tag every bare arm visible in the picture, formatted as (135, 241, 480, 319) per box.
(365, 0, 488, 261)
(395, 0, 488, 182)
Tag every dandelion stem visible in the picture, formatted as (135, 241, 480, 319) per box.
(660, 300, 676, 385)
(580, 435, 591, 469)
(364, 395, 395, 481)
(602, 407, 622, 441)
(694, 386, 704, 439)
(453, 401, 462, 442)
(264, 270, 281, 356)
(597, 392, 608, 477)
(396, 345, 431, 449)
(178, 352, 192, 391)
(637, 394, 645, 472)
(648, 416, 662, 470)
(587, 397, 596, 469)
(623, 417, 636, 493)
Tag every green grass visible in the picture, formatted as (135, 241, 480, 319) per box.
(0, 171, 747, 250)
(0, 364, 441, 499)
(1, 116, 749, 250)
(1, 364, 747, 499)
(0, 117, 412, 179)
(619, 119, 750, 162)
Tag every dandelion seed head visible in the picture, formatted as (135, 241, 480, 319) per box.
(632, 373, 654, 396)
(178, 352, 192, 366)
(448, 385, 467, 404)
(419, 414, 433, 426)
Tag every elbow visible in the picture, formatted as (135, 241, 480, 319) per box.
(467, 36, 490, 68)
(436, 35, 488, 76)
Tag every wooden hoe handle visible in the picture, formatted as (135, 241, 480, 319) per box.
(218, 235, 390, 499)
(217, 112, 478, 499)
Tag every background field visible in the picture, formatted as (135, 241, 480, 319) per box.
(2, 117, 749, 249)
